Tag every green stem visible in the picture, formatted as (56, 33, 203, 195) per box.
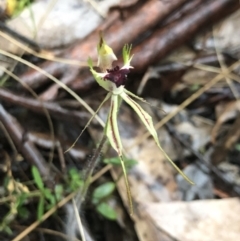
(75, 134, 108, 206)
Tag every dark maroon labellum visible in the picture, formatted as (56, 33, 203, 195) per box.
(104, 66, 130, 87)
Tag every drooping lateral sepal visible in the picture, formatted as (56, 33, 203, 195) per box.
(121, 91, 194, 184)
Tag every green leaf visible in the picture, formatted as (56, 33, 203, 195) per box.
(17, 193, 28, 206)
(124, 159, 138, 168)
(104, 157, 137, 168)
(17, 206, 29, 219)
(93, 182, 115, 200)
(69, 168, 82, 183)
(103, 157, 121, 165)
(4, 226, 12, 235)
(96, 202, 117, 220)
(235, 143, 240, 151)
(54, 185, 64, 201)
(32, 166, 44, 190)
(121, 91, 194, 184)
(68, 168, 83, 191)
(42, 188, 56, 205)
(69, 168, 80, 179)
(190, 84, 200, 91)
(37, 196, 44, 221)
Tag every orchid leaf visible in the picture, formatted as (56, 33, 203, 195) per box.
(121, 92, 194, 184)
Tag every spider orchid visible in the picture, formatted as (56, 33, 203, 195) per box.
(88, 35, 193, 214)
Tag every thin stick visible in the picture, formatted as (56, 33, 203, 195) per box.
(13, 225, 81, 241)
(213, 26, 240, 99)
(0, 66, 55, 165)
(72, 199, 86, 241)
(0, 121, 18, 155)
(84, 135, 107, 180)
(11, 190, 77, 241)
(0, 31, 86, 66)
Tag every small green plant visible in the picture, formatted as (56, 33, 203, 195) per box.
(89, 158, 137, 220)
(92, 182, 117, 220)
(31, 166, 84, 220)
(0, 165, 85, 234)
(0, 176, 30, 234)
(31, 166, 57, 220)
(68, 167, 84, 192)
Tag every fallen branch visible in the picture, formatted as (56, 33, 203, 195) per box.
(0, 88, 91, 123)
(0, 104, 50, 177)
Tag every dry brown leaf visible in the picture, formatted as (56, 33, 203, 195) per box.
(141, 198, 240, 241)
(211, 115, 240, 165)
(214, 10, 240, 55)
(182, 68, 217, 86)
(212, 100, 240, 143)
(193, 9, 240, 55)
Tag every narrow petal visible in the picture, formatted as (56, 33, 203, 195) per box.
(122, 44, 133, 67)
(88, 57, 111, 92)
(121, 91, 194, 184)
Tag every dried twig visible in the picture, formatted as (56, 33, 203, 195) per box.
(0, 88, 91, 123)
(0, 104, 50, 177)
(132, 0, 240, 71)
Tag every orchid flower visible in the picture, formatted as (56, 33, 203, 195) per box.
(88, 35, 193, 214)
